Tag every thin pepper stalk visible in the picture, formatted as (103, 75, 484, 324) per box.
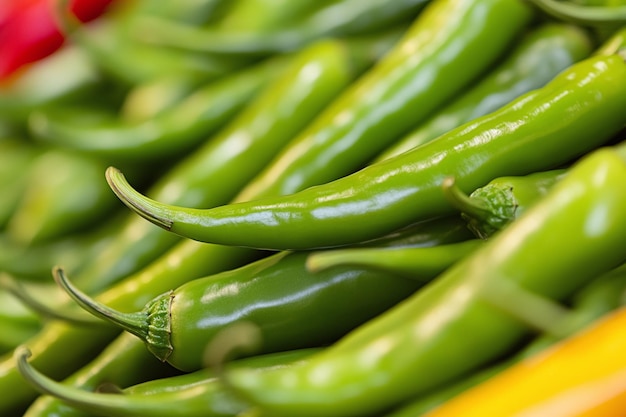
(224, 144, 626, 417)
(22, 216, 472, 417)
(442, 169, 567, 239)
(16, 347, 321, 417)
(306, 240, 483, 281)
(107, 53, 626, 250)
(375, 22, 593, 161)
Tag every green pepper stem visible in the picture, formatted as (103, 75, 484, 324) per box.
(441, 177, 492, 221)
(105, 167, 173, 231)
(306, 240, 482, 281)
(52, 266, 149, 340)
(0, 272, 103, 326)
(525, 0, 626, 27)
(480, 278, 572, 338)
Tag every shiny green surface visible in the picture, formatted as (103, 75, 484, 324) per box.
(376, 23, 592, 161)
(226, 146, 626, 417)
(110, 54, 626, 250)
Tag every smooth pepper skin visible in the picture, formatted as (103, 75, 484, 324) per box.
(232, 0, 534, 202)
(386, 262, 626, 417)
(68, 37, 372, 294)
(225, 146, 626, 417)
(375, 22, 593, 161)
(56, 248, 425, 372)
(108, 53, 626, 250)
(17, 348, 320, 417)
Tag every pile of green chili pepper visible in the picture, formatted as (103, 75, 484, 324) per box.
(2, 0, 626, 416)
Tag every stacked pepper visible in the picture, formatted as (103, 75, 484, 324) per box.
(1, 0, 626, 416)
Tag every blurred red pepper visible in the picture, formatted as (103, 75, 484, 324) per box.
(0, 0, 115, 80)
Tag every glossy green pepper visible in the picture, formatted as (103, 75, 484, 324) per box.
(233, 0, 533, 202)
(17, 347, 320, 417)
(224, 144, 626, 417)
(107, 53, 626, 250)
(443, 169, 567, 238)
(22, 215, 473, 417)
(54, 236, 453, 371)
(69, 37, 376, 293)
(385, 262, 626, 417)
(375, 23, 592, 161)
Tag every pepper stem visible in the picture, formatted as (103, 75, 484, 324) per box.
(14, 346, 138, 414)
(480, 278, 572, 338)
(105, 167, 173, 230)
(525, 0, 626, 27)
(52, 266, 148, 340)
(0, 272, 103, 326)
(441, 177, 492, 222)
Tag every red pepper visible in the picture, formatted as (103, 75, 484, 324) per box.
(0, 0, 115, 80)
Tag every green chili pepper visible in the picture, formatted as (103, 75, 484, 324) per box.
(385, 262, 626, 417)
(0, 30, 409, 413)
(233, 0, 534, 202)
(307, 240, 482, 281)
(375, 23, 592, 161)
(443, 169, 567, 239)
(526, 0, 626, 27)
(17, 347, 320, 417)
(68, 37, 376, 293)
(53, 245, 423, 372)
(108, 53, 626, 250)
(137, 0, 431, 55)
(6, 148, 119, 245)
(224, 144, 626, 417)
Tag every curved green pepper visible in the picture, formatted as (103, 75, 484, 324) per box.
(385, 262, 626, 417)
(54, 245, 423, 371)
(233, 0, 533, 202)
(107, 53, 626, 250)
(21, 215, 472, 417)
(224, 144, 626, 417)
(17, 347, 320, 417)
(443, 169, 567, 239)
(375, 22, 593, 161)
(68, 37, 372, 293)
